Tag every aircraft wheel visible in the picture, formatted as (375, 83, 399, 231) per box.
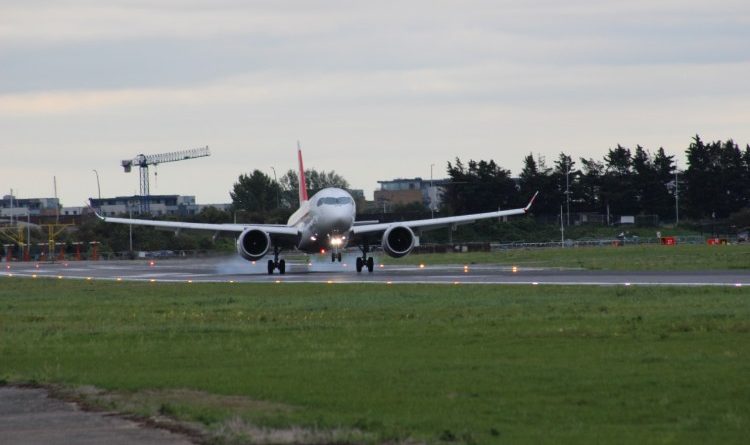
(279, 259, 286, 275)
(356, 257, 363, 273)
(331, 252, 336, 262)
(267, 259, 275, 275)
(337, 252, 342, 262)
(367, 257, 374, 273)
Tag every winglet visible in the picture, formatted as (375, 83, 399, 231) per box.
(524, 191, 539, 212)
(297, 141, 309, 204)
(87, 200, 105, 221)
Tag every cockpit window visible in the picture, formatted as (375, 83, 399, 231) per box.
(317, 196, 353, 206)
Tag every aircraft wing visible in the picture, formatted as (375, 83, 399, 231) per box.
(95, 213, 299, 236)
(352, 192, 537, 237)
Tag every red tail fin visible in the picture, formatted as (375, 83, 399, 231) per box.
(297, 141, 308, 204)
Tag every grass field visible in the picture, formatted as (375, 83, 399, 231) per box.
(1, 278, 749, 443)
(384, 244, 750, 270)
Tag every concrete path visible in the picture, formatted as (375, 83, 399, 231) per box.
(0, 387, 195, 445)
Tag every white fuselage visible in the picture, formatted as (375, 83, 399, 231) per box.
(287, 187, 356, 253)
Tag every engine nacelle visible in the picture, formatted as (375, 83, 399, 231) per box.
(236, 229, 271, 261)
(382, 225, 415, 258)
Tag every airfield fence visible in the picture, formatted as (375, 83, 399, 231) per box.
(412, 235, 713, 254)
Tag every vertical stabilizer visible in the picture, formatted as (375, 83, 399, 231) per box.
(297, 141, 309, 204)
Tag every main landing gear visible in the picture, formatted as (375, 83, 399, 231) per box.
(355, 244, 374, 273)
(331, 251, 342, 262)
(267, 247, 285, 275)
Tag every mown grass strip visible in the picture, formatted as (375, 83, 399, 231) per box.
(1, 278, 749, 444)
(385, 244, 750, 270)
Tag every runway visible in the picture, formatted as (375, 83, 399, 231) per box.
(4, 257, 750, 286)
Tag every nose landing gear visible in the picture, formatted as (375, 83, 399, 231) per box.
(330, 251, 342, 262)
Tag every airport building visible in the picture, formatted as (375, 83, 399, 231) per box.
(374, 177, 449, 211)
(89, 195, 199, 217)
(0, 195, 60, 218)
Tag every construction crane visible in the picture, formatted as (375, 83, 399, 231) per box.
(121, 146, 210, 214)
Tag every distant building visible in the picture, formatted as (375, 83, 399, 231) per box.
(89, 195, 199, 217)
(0, 195, 60, 217)
(374, 177, 449, 211)
(60, 206, 88, 216)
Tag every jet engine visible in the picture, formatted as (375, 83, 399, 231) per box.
(382, 225, 415, 258)
(236, 228, 271, 261)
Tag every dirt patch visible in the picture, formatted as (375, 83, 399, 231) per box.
(38, 384, 373, 445)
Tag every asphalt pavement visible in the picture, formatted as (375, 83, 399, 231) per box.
(0, 387, 194, 445)
(4, 256, 750, 286)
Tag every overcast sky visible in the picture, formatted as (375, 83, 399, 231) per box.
(2, 0, 749, 205)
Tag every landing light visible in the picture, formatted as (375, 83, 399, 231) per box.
(57, 275, 63, 279)
(116, 277, 123, 282)
(149, 279, 156, 283)
(32, 274, 37, 278)
(512, 266, 518, 273)
(419, 264, 425, 269)
(735, 283, 743, 287)
(149, 261, 155, 267)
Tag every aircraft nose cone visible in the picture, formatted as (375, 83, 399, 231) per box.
(332, 217, 352, 231)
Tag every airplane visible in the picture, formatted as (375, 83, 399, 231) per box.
(96, 146, 538, 274)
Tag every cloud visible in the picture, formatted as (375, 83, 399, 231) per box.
(2, 0, 750, 205)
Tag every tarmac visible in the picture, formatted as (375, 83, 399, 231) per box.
(4, 256, 750, 286)
(0, 387, 194, 445)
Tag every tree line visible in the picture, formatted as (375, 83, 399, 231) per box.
(443, 135, 750, 221)
(228, 135, 750, 223)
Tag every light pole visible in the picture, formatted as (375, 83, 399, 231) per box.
(674, 168, 679, 226)
(92, 170, 102, 210)
(270, 166, 279, 209)
(26, 212, 30, 261)
(9, 188, 14, 226)
(127, 200, 133, 254)
(430, 163, 435, 218)
(565, 158, 571, 227)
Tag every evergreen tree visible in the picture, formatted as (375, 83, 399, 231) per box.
(579, 158, 604, 212)
(445, 158, 517, 215)
(602, 145, 636, 215)
(230, 170, 281, 213)
(278, 169, 350, 207)
(519, 153, 555, 214)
